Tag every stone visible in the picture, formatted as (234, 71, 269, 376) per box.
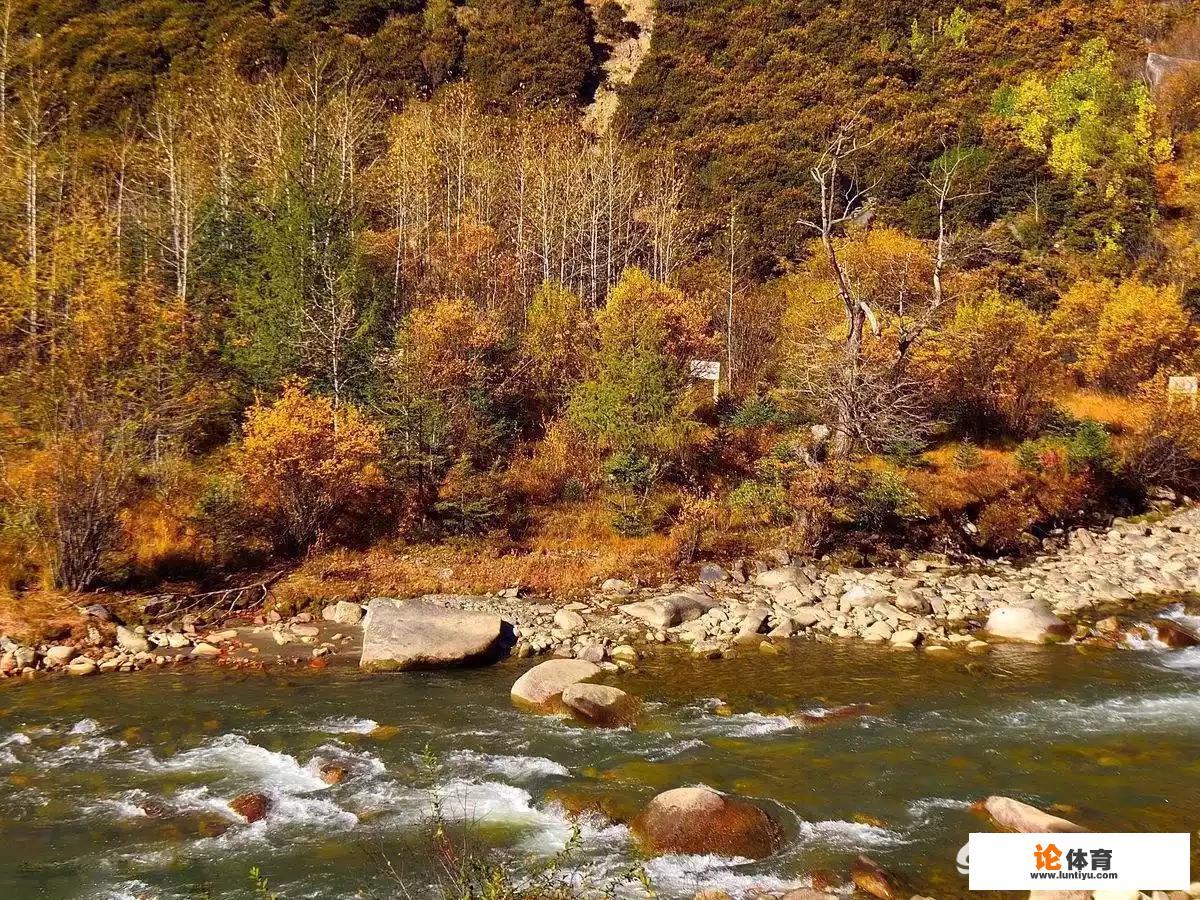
(631, 785, 782, 859)
(511, 658, 602, 708)
(319, 763, 347, 785)
(889, 629, 920, 647)
(116, 626, 150, 654)
(610, 644, 638, 664)
(230, 792, 270, 823)
(290, 624, 320, 638)
(753, 567, 798, 589)
(985, 606, 1070, 644)
(600, 578, 634, 594)
(66, 657, 97, 676)
(1153, 618, 1200, 648)
(977, 796, 1086, 833)
(553, 609, 585, 632)
(619, 593, 717, 628)
(191, 642, 221, 656)
(44, 645, 76, 666)
(328, 601, 363, 625)
(843, 583, 889, 607)
(792, 608, 821, 628)
(561, 683, 641, 727)
(359, 599, 503, 672)
(698, 563, 728, 583)
(851, 855, 902, 900)
(206, 629, 239, 642)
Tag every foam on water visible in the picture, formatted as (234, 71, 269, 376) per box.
(444, 749, 570, 781)
(145, 734, 331, 793)
(316, 716, 380, 735)
(0, 730, 31, 766)
(639, 853, 803, 898)
(999, 693, 1200, 733)
(794, 818, 906, 851)
(905, 796, 973, 827)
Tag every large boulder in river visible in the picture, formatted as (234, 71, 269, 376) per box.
(977, 796, 1086, 833)
(1153, 618, 1200, 648)
(631, 785, 782, 859)
(985, 606, 1070, 644)
(619, 592, 718, 628)
(561, 683, 641, 727)
(511, 658, 601, 709)
(359, 599, 503, 671)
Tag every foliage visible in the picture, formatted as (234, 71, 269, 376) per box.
(1015, 419, 1117, 476)
(234, 382, 388, 549)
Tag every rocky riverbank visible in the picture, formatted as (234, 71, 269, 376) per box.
(4, 507, 1200, 681)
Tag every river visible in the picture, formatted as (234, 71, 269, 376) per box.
(1, 609, 1198, 899)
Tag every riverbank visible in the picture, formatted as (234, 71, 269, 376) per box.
(3, 506, 1200, 681)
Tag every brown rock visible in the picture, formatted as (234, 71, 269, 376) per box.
(1154, 618, 1200, 648)
(809, 869, 841, 892)
(631, 785, 782, 859)
(851, 855, 901, 900)
(319, 763, 347, 785)
(976, 796, 1086, 833)
(229, 791, 270, 823)
(561, 683, 641, 727)
(197, 817, 231, 838)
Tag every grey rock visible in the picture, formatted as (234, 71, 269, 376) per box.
(360, 599, 503, 671)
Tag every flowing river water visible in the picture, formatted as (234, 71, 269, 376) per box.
(1, 608, 1199, 899)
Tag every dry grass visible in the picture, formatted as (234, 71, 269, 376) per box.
(273, 500, 681, 612)
(0, 588, 86, 644)
(907, 447, 1023, 515)
(1057, 389, 1150, 435)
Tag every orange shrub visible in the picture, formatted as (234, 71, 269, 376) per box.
(235, 382, 388, 550)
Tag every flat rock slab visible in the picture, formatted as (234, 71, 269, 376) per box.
(360, 599, 503, 672)
(619, 592, 719, 628)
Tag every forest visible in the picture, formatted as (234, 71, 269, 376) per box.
(2, 0, 1200, 623)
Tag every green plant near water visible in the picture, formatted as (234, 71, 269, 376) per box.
(248, 867, 279, 899)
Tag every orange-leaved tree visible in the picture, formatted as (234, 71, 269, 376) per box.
(235, 382, 387, 551)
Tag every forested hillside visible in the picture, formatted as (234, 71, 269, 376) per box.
(1, 0, 1200, 623)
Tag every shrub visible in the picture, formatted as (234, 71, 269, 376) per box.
(952, 441, 983, 469)
(1016, 419, 1116, 475)
(1123, 388, 1200, 492)
(854, 470, 924, 529)
(234, 383, 388, 551)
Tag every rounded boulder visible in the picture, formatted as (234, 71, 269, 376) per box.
(561, 683, 641, 727)
(631, 785, 782, 859)
(511, 658, 601, 709)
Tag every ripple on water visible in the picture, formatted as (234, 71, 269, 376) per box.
(443, 749, 570, 781)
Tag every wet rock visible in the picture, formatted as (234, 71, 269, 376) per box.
(66, 657, 97, 676)
(851, 855, 902, 900)
(799, 703, 872, 725)
(561, 683, 641, 727)
(197, 817, 231, 837)
(139, 799, 172, 818)
(319, 763, 348, 785)
(1153, 618, 1200, 648)
(116, 627, 150, 654)
(631, 785, 782, 859)
(230, 792, 270, 823)
(191, 643, 221, 657)
(977, 796, 1086, 833)
(360, 599, 503, 672)
(511, 658, 601, 708)
(985, 606, 1070, 644)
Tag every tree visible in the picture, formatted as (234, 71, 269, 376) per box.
(235, 382, 387, 550)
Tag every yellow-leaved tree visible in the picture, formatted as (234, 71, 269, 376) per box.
(235, 382, 387, 550)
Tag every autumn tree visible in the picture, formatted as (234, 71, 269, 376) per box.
(235, 382, 387, 550)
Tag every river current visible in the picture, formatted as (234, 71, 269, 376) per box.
(1, 609, 1198, 898)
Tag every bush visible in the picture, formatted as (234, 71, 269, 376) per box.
(1123, 389, 1200, 492)
(952, 441, 984, 469)
(234, 383, 389, 551)
(854, 470, 924, 529)
(1016, 419, 1116, 475)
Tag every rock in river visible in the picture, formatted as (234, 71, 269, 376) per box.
(985, 606, 1070, 644)
(619, 592, 718, 628)
(977, 796, 1086, 833)
(230, 792, 270, 823)
(511, 658, 601, 708)
(116, 626, 150, 654)
(359, 599, 503, 672)
(852, 855, 903, 900)
(1153, 618, 1200, 648)
(631, 785, 782, 859)
(561, 683, 641, 727)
